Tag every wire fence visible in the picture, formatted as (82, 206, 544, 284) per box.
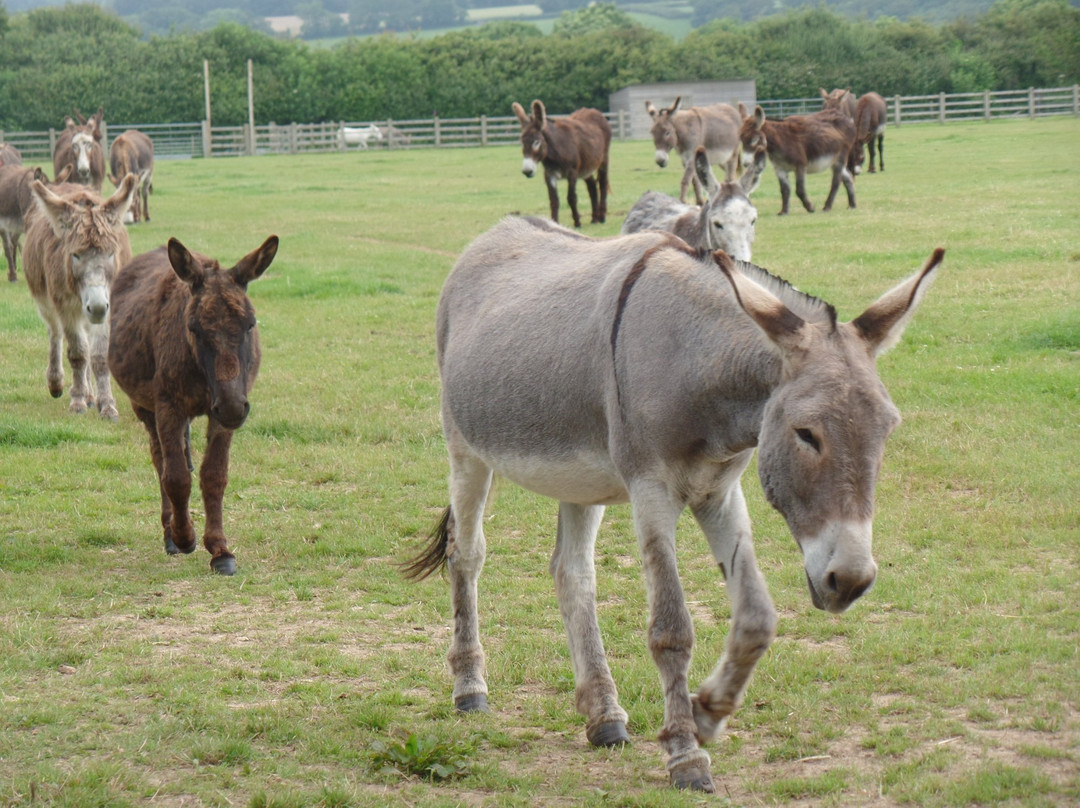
(2, 85, 1076, 164)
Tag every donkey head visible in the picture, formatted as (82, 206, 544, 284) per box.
(717, 249, 944, 613)
(738, 106, 769, 163)
(691, 146, 761, 262)
(646, 96, 682, 168)
(31, 174, 137, 324)
(169, 235, 278, 430)
(820, 88, 853, 113)
(512, 100, 549, 178)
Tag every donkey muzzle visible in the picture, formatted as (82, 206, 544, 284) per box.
(521, 158, 537, 178)
(654, 150, 670, 168)
(800, 520, 877, 614)
(212, 397, 250, 430)
(82, 286, 110, 324)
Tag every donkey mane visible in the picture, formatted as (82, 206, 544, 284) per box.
(731, 258, 838, 329)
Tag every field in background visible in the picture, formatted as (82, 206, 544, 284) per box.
(0, 118, 1077, 806)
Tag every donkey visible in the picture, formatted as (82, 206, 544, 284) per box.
(109, 129, 154, 223)
(406, 214, 943, 792)
(820, 87, 857, 119)
(108, 235, 278, 575)
(621, 145, 767, 261)
(0, 164, 73, 282)
(53, 107, 106, 192)
(22, 175, 137, 419)
(339, 124, 383, 149)
(739, 105, 857, 215)
(851, 92, 887, 174)
(646, 97, 743, 204)
(512, 100, 611, 228)
(0, 142, 21, 166)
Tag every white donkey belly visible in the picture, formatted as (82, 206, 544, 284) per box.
(480, 446, 628, 506)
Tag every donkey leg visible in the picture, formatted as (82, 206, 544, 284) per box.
(630, 481, 714, 792)
(565, 175, 582, 228)
(875, 134, 884, 172)
(89, 324, 117, 421)
(134, 406, 182, 556)
(156, 408, 197, 555)
(37, 304, 65, 398)
(445, 431, 494, 712)
(795, 168, 815, 213)
(597, 161, 609, 223)
(62, 322, 92, 414)
(584, 177, 601, 225)
(201, 419, 237, 575)
(551, 502, 629, 747)
(545, 172, 560, 224)
(3, 233, 16, 282)
(774, 168, 792, 215)
(690, 477, 777, 744)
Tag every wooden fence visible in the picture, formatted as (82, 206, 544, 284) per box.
(2, 85, 1076, 163)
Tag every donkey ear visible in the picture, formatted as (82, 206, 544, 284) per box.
(512, 102, 529, 127)
(231, 235, 279, 287)
(54, 163, 74, 183)
(693, 147, 720, 197)
(820, 88, 828, 100)
(852, 249, 944, 357)
(667, 96, 681, 115)
(645, 100, 657, 118)
(531, 100, 546, 127)
(167, 237, 206, 288)
(753, 106, 766, 131)
(30, 179, 77, 235)
(738, 101, 749, 119)
(714, 252, 808, 353)
(103, 173, 138, 226)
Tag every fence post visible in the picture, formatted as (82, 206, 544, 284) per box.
(938, 92, 946, 123)
(1028, 87, 1036, 118)
(480, 115, 488, 147)
(1074, 84, 1079, 115)
(201, 120, 211, 158)
(984, 90, 991, 121)
(49, 127, 57, 156)
(290, 122, 299, 154)
(434, 116, 441, 148)
(893, 96, 901, 126)
(619, 109, 627, 140)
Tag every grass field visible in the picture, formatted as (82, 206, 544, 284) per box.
(0, 117, 1078, 807)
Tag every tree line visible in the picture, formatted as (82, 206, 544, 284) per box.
(0, 0, 1076, 131)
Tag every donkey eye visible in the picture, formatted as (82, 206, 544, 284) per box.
(795, 428, 821, 453)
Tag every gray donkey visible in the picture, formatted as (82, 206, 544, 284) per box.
(407, 215, 943, 792)
(621, 145, 767, 261)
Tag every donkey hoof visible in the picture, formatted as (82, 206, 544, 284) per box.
(454, 693, 489, 713)
(587, 721, 630, 748)
(669, 762, 715, 792)
(210, 555, 237, 576)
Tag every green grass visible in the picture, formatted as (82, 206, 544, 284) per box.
(0, 118, 1078, 806)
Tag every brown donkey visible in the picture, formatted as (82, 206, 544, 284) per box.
(108, 236, 278, 575)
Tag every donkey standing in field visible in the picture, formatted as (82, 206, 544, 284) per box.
(646, 97, 743, 204)
(108, 235, 278, 575)
(0, 142, 21, 166)
(820, 87, 857, 119)
(0, 163, 72, 282)
(22, 174, 137, 419)
(851, 92, 887, 174)
(512, 100, 611, 228)
(407, 214, 943, 792)
(109, 129, 155, 223)
(53, 108, 106, 192)
(621, 145, 767, 261)
(740, 105, 857, 215)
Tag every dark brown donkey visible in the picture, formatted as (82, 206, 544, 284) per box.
(109, 236, 278, 575)
(108, 129, 155, 223)
(512, 100, 611, 227)
(851, 92, 887, 174)
(739, 105, 856, 215)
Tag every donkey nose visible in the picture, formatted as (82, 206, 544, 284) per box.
(824, 561, 877, 610)
(86, 300, 109, 324)
(212, 399, 250, 429)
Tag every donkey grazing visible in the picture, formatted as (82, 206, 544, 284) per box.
(512, 100, 611, 228)
(22, 175, 137, 419)
(820, 87, 857, 119)
(407, 214, 943, 791)
(0, 163, 73, 282)
(109, 129, 154, 223)
(646, 98, 743, 204)
(53, 108, 106, 192)
(108, 236, 278, 575)
(852, 92, 887, 174)
(740, 105, 856, 215)
(621, 145, 767, 261)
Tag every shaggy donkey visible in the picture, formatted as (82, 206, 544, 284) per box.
(53, 107, 106, 192)
(109, 129, 155, 223)
(0, 163, 71, 282)
(22, 175, 136, 419)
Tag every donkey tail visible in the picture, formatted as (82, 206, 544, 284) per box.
(400, 506, 452, 581)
